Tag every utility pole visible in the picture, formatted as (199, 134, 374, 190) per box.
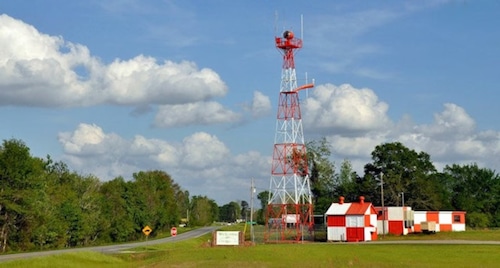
(381, 172, 385, 238)
(250, 178, 255, 243)
(401, 191, 405, 234)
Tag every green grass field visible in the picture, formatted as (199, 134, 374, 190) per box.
(5, 226, 500, 268)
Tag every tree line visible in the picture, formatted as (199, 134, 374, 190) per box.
(254, 138, 500, 228)
(0, 139, 221, 253)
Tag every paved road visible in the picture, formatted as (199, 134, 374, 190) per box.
(0, 226, 220, 263)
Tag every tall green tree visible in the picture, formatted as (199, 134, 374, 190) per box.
(306, 137, 336, 214)
(240, 200, 249, 220)
(0, 139, 45, 251)
(132, 171, 180, 234)
(53, 173, 103, 247)
(190, 195, 218, 226)
(99, 177, 135, 242)
(443, 163, 500, 227)
(256, 191, 269, 224)
(77, 175, 103, 245)
(175, 189, 190, 224)
(30, 159, 61, 250)
(42, 159, 79, 249)
(355, 163, 381, 203)
(367, 142, 439, 209)
(335, 159, 359, 202)
(219, 201, 241, 222)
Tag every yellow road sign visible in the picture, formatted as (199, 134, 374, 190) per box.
(142, 225, 152, 236)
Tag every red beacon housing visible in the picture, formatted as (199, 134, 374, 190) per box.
(275, 30, 303, 52)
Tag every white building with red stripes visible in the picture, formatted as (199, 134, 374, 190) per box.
(375, 207, 466, 235)
(325, 196, 378, 242)
(376, 206, 414, 235)
(413, 211, 466, 232)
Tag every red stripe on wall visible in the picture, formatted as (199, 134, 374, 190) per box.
(327, 215, 346, 227)
(388, 220, 404, 235)
(346, 227, 364, 242)
(426, 212, 439, 223)
(440, 224, 452, 232)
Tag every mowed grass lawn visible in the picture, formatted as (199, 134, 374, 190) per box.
(5, 227, 500, 268)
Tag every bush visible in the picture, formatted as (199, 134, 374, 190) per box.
(467, 212, 491, 228)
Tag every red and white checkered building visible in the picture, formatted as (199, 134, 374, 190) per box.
(413, 211, 466, 232)
(376, 206, 414, 235)
(375, 207, 466, 235)
(325, 196, 378, 242)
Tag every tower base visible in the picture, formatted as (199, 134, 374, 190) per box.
(264, 203, 314, 242)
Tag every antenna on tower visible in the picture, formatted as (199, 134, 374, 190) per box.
(301, 14, 304, 42)
(274, 11, 279, 37)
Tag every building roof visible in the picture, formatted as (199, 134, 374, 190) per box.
(346, 202, 372, 215)
(325, 196, 376, 216)
(325, 203, 350, 215)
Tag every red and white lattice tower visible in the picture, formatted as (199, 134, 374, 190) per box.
(265, 29, 314, 242)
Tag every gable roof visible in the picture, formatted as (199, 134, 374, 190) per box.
(325, 203, 351, 215)
(346, 202, 372, 215)
(325, 196, 377, 216)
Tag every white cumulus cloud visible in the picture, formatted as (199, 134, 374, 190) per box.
(303, 83, 391, 133)
(0, 14, 227, 108)
(154, 101, 241, 127)
(180, 132, 230, 169)
(416, 103, 475, 139)
(250, 91, 272, 118)
(325, 102, 500, 175)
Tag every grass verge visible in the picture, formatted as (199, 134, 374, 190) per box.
(4, 226, 500, 267)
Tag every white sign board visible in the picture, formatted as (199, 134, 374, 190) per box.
(216, 231, 240, 246)
(284, 214, 300, 224)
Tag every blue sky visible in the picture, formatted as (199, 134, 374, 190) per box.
(1, 0, 499, 205)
